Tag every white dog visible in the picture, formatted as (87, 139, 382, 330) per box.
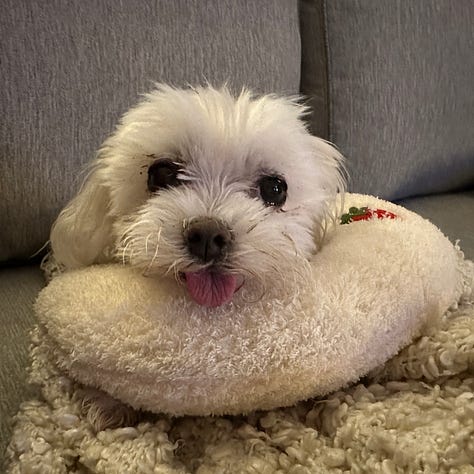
(47, 84, 345, 428)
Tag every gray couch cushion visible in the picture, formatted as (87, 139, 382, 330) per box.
(0, 0, 300, 263)
(0, 266, 44, 465)
(300, 0, 474, 201)
(397, 191, 474, 260)
(299, 0, 329, 140)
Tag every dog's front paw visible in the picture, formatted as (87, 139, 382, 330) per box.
(78, 386, 139, 432)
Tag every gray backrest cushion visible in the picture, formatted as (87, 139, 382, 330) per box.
(0, 0, 300, 262)
(300, 0, 474, 200)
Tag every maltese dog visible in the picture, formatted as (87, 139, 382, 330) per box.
(49, 84, 345, 307)
(46, 84, 345, 429)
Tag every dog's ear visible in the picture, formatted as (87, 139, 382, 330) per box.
(310, 136, 346, 198)
(309, 137, 346, 240)
(50, 162, 115, 269)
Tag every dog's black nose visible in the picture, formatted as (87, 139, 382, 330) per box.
(184, 218, 232, 263)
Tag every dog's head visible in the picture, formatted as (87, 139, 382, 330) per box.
(51, 85, 345, 306)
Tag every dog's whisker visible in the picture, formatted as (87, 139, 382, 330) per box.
(120, 219, 155, 241)
(246, 222, 259, 234)
(173, 265, 183, 283)
(120, 242, 130, 265)
(165, 259, 183, 277)
(120, 237, 139, 266)
(144, 232, 156, 256)
(244, 212, 270, 234)
(145, 228, 162, 274)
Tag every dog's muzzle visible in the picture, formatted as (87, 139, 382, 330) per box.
(183, 217, 232, 263)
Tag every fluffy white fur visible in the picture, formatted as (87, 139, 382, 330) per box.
(49, 85, 345, 288)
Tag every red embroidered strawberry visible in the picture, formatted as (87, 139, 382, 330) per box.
(341, 206, 397, 225)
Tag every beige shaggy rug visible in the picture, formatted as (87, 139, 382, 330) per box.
(5, 268, 474, 473)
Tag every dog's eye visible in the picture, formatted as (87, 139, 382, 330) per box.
(147, 159, 181, 192)
(258, 175, 287, 207)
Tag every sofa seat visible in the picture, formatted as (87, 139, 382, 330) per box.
(0, 265, 44, 462)
(398, 190, 474, 260)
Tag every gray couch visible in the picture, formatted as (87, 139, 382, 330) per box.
(1, 0, 473, 464)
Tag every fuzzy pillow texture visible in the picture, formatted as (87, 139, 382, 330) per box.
(33, 194, 465, 416)
(6, 194, 474, 473)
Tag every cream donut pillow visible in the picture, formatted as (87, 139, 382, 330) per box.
(36, 194, 465, 416)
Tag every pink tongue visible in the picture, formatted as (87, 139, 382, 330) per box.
(185, 270, 238, 307)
